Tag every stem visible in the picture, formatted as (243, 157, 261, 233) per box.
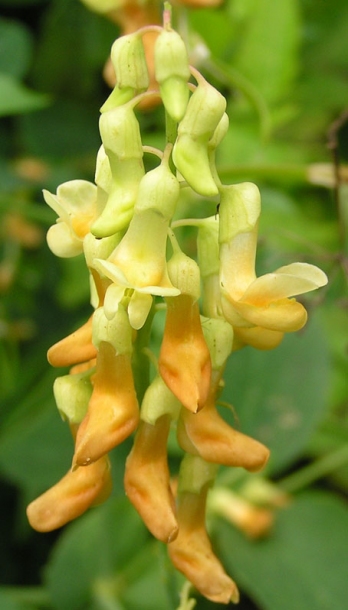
(131, 302, 156, 403)
(279, 444, 348, 494)
(165, 111, 178, 174)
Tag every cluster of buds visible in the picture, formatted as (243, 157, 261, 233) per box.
(26, 9, 327, 606)
(80, 0, 223, 109)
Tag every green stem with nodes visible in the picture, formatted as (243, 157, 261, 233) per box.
(279, 444, 348, 494)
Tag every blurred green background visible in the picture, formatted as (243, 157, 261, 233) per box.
(0, 0, 347, 609)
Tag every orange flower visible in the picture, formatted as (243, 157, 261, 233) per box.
(47, 315, 97, 368)
(159, 294, 212, 413)
(177, 395, 270, 472)
(26, 453, 112, 532)
(124, 415, 178, 542)
(73, 341, 139, 467)
(168, 483, 239, 604)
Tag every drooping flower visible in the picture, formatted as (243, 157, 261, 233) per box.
(72, 306, 139, 467)
(27, 375, 112, 532)
(219, 182, 328, 349)
(47, 315, 97, 368)
(124, 374, 181, 542)
(168, 455, 239, 605)
(159, 246, 212, 413)
(124, 415, 178, 542)
(26, 453, 112, 532)
(177, 317, 269, 470)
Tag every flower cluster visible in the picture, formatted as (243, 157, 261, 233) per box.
(26, 11, 327, 606)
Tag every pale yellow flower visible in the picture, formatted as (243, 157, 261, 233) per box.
(219, 183, 328, 349)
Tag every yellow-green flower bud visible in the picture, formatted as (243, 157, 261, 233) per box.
(167, 250, 201, 300)
(196, 216, 221, 318)
(219, 182, 261, 245)
(173, 80, 226, 196)
(101, 34, 149, 112)
(92, 105, 145, 237)
(53, 371, 93, 425)
(83, 232, 121, 269)
(141, 375, 181, 425)
(154, 29, 190, 122)
(99, 104, 143, 161)
(197, 216, 220, 280)
(209, 112, 229, 150)
(201, 317, 233, 371)
(94, 145, 112, 215)
(178, 454, 218, 495)
(134, 159, 180, 220)
(92, 305, 132, 355)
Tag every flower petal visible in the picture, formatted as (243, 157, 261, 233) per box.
(229, 297, 307, 332)
(128, 291, 153, 330)
(47, 222, 83, 258)
(242, 263, 328, 305)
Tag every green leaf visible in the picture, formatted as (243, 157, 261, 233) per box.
(222, 315, 330, 475)
(0, 73, 49, 116)
(0, 391, 72, 500)
(216, 491, 348, 610)
(0, 590, 30, 610)
(0, 586, 51, 610)
(45, 497, 177, 610)
(0, 18, 33, 79)
(233, 0, 301, 105)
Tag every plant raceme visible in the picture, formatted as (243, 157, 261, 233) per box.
(26, 8, 328, 606)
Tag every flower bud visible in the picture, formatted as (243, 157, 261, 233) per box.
(54, 370, 93, 424)
(219, 182, 261, 245)
(140, 375, 181, 425)
(201, 317, 233, 371)
(208, 112, 229, 149)
(154, 29, 190, 122)
(92, 305, 132, 355)
(167, 250, 201, 300)
(197, 215, 220, 280)
(173, 79, 226, 196)
(83, 232, 121, 270)
(101, 34, 149, 112)
(94, 145, 112, 214)
(92, 105, 145, 237)
(134, 159, 180, 218)
(196, 216, 221, 318)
